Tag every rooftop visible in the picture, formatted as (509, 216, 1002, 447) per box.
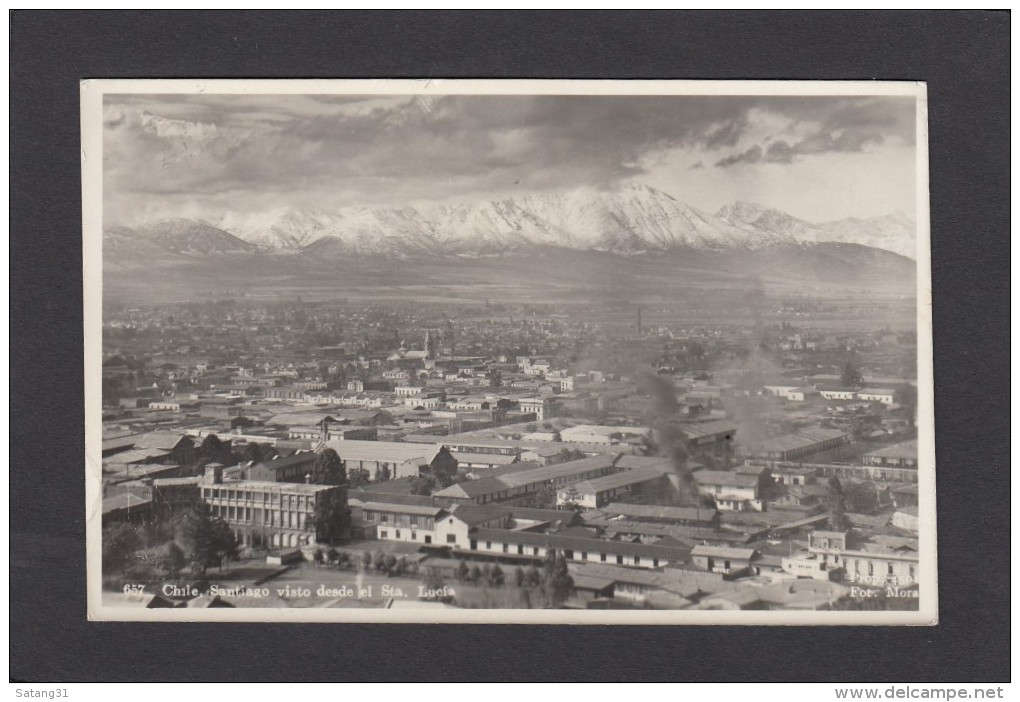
(451, 452, 520, 466)
(495, 455, 619, 488)
(472, 526, 692, 562)
(445, 504, 512, 526)
(434, 476, 509, 499)
(599, 502, 719, 523)
(679, 421, 738, 440)
(102, 493, 153, 513)
(566, 466, 669, 495)
(865, 440, 919, 459)
(252, 452, 317, 471)
(360, 501, 446, 517)
(130, 432, 193, 451)
(690, 545, 757, 560)
(320, 439, 444, 465)
(692, 470, 759, 488)
(103, 448, 171, 465)
(206, 478, 339, 495)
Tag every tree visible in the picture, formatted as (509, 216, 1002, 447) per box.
(161, 542, 186, 579)
(844, 480, 881, 515)
(488, 369, 503, 388)
(828, 477, 849, 532)
(376, 464, 392, 482)
(514, 566, 526, 588)
(489, 564, 505, 587)
(524, 565, 542, 588)
(560, 485, 582, 512)
(430, 462, 459, 489)
(373, 550, 386, 572)
(178, 503, 218, 577)
(311, 448, 346, 485)
(242, 442, 264, 464)
(200, 434, 233, 466)
(468, 565, 482, 584)
(840, 355, 864, 389)
(559, 448, 585, 462)
(383, 553, 398, 574)
(456, 560, 469, 582)
(540, 550, 574, 607)
(542, 548, 558, 585)
(849, 408, 880, 441)
(313, 549, 325, 566)
(544, 553, 574, 607)
(410, 474, 438, 496)
(102, 522, 141, 576)
(361, 550, 373, 571)
(326, 547, 339, 566)
(347, 468, 370, 489)
(314, 490, 350, 546)
(421, 567, 445, 593)
(209, 518, 239, 570)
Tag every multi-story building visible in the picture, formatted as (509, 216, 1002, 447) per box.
(518, 396, 559, 421)
(782, 530, 920, 587)
(199, 465, 347, 549)
(360, 502, 448, 545)
(556, 465, 670, 510)
(693, 469, 766, 512)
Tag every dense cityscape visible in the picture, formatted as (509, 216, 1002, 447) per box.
(101, 294, 921, 611)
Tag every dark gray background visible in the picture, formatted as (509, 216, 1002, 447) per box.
(10, 10, 1010, 682)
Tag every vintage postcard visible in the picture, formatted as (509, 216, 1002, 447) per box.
(83, 79, 935, 624)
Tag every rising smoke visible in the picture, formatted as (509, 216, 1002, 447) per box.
(638, 372, 698, 506)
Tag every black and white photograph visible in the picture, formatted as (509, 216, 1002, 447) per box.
(83, 79, 935, 624)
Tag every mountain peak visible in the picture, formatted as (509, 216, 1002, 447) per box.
(111, 186, 916, 260)
(133, 218, 259, 254)
(716, 200, 769, 221)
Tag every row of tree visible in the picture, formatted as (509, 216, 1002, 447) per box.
(435, 550, 574, 607)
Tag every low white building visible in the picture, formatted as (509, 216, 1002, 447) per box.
(361, 502, 448, 545)
(857, 388, 897, 405)
(693, 470, 764, 512)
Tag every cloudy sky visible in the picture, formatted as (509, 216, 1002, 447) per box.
(103, 92, 917, 226)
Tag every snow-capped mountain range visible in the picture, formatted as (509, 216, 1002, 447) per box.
(107, 184, 917, 259)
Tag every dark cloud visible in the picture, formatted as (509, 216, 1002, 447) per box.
(700, 116, 748, 149)
(103, 92, 917, 223)
(717, 125, 888, 168)
(716, 145, 762, 168)
(764, 140, 795, 164)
